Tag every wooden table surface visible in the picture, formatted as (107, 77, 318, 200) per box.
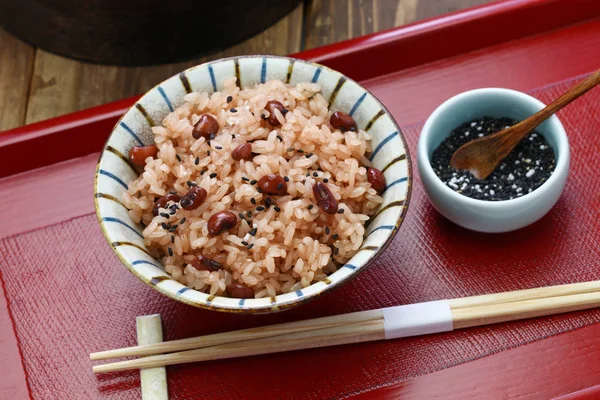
(0, 0, 494, 132)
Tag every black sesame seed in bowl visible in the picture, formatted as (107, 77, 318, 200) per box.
(431, 117, 556, 201)
(418, 88, 570, 233)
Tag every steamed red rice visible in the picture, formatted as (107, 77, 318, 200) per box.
(123, 78, 383, 298)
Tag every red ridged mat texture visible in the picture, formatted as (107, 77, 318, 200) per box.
(0, 77, 599, 399)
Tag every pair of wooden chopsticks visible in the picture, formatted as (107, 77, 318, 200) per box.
(91, 280, 600, 373)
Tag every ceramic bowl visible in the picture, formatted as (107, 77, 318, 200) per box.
(95, 55, 412, 313)
(417, 88, 569, 233)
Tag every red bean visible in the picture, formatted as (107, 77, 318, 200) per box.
(257, 174, 287, 195)
(330, 111, 357, 132)
(191, 255, 222, 272)
(129, 144, 158, 166)
(180, 186, 207, 211)
(367, 167, 386, 194)
(192, 114, 219, 140)
(232, 143, 253, 161)
(312, 182, 338, 214)
(265, 100, 286, 126)
(152, 193, 181, 216)
(226, 282, 254, 298)
(207, 211, 237, 236)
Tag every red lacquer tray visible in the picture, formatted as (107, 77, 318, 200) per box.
(2, 1, 600, 399)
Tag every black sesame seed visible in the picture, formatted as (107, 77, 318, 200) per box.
(242, 176, 250, 182)
(277, 183, 283, 190)
(306, 172, 310, 177)
(323, 178, 329, 183)
(274, 206, 281, 212)
(176, 155, 181, 162)
(287, 147, 295, 152)
(246, 243, 254, 250)
(332, 234, 338, 239)
(207, 150, 211, 156)
(281, 108, 289, 115)
(325, 226, 330, 235)
(305, 153, 313, 158)
(171, 235, 175, 244)
(247, 210, 252, 218)
(308, 204, 314, 210)
(284, 176, 290, 182)
(160, 212, 170, 218)
(230, 108, 237, 113)
(337, 208, 344, 214)
(261, 114, 267, 120)
(238, 212, 245, 220)
(209, 133, 216, 140)
(180, 217, 186, 224)
(215, 146, 223, 150)
(250, 179, 257, 185)
(226, 95, 233, 103)
(168, 247, 173, 256)
(241, 241, 248, 246)
(251, 198, 257, 205)
(210, 173, 218, 178)
(265, 198, 272, 208)
(161, 222, 169, 230)
(195, 157, 199, 165)
(297, 149, 305, 153)
(249, 228, 257, 236)
(257, 188, 263, 194)
(256, 206, 265, 211)
(169, 209, 176, 215)
(334, 247, 339, 255)
(169, 225, 178, 232)
(277, 136, 283, 142)
(312, 172, 318, 177)
(200, 169, 207, 175)
(186, 180, 193, 187)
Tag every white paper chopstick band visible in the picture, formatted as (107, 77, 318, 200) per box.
(382, 300, 453, 339)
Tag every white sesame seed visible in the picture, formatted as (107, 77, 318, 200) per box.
(477, 126, 482, 131)
(465, 131, 470, 136)
(478, 133, 484, 137)
(540, 145, 546, 150)
(490, 189, 495, 195)
(471, 122, 477, 127)
(524, 159, 532, 164)
(526, 169, 535, 178)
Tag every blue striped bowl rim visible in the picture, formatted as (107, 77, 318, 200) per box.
(94, 55, 412, 313)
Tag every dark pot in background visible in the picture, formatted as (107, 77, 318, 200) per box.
(0, 0, 302, 66)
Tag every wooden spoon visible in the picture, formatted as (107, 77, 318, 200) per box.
(450, 70, 600, 180)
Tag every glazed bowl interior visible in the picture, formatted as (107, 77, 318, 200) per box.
(95, 56, 411, 313)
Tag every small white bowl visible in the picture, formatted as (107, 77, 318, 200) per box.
(417, 88, 570, 233)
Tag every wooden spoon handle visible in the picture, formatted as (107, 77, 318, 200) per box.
(510, 70, 600, 143)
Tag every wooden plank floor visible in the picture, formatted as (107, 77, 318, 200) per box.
(0, 0, 494, 131)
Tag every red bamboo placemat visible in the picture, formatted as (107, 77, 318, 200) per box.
(1, 76, 599, 399)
